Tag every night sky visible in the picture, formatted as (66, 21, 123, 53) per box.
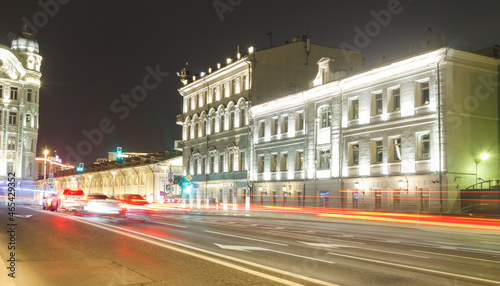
(1, 0, 499, 165)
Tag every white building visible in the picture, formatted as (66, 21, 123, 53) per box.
(0, 25, 42, 203)
(177, 37, 363, 209)
(250, 44, 500, 214)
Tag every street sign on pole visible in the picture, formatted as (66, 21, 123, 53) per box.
(168, 177, 174, 184)
(48, 173, 54, 178)
(168, 172, 174, 178)
(48, 178, 53, 184)
(186, 175, 192, 181)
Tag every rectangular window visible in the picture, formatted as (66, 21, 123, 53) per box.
(349, 143, 359, 166)
(214, 87, 219, 101)
(420, 134, 430, 159)
(229, 112, 234, 130)
(202, 120, 207, 136)
(281, 116, 288, 134)
(391, 138, 402, 162)
(27, 89, 33, 102)
(258, 121, 265, 138)
(239, 152, 246, 171)
(373, 93, 383, 115)
(220, 114, 225, 132)
(421, 82, 430, 105)
(198, 93, 203, 107)
(295, 111, 304, 131)
(258, 155, 264, 173)
(295, 151, 304, 171)
(26, 114, 31, 127)
(350, 99, 359, 120)
(240, 110, 246, 127)
(210, 155, 215, 173)
(10, 87, 18, 100)
(242, 75, 247, 91)
(372, 140, 383, 163)
(29, 162, 33, 176)
(231, 79, 236, 95)
(9, 112, 17, 126)
(222, 83, 227, 98)
(391, 88, 400, 111)
(318, 149, 331, 170)
(35, 90, 38, 103)
(270, 154, 277, 172)
(193, 123, 198, 139)
(271, 118, 278, 135)
(229, 153, 234, 172)
(280, 153, 288, 171)
(7, 162, 14, 174)
(201, 157, 206, 175)
(193, 158, 198, 175)
(320, 106, 331, 128)
(0, 85, 2, 98)
(7, 137, 16, 150)
(219, 154, 224, 173)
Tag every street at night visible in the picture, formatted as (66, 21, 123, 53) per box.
(2, 205, 499, 285)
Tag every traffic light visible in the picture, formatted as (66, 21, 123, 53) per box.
(116, 147, 123, 160)
(76, 163, 84, 172)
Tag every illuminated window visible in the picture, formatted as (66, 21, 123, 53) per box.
(219, 154, 225, 173)
(418, 134, 430, 159)
(10, 87, 18, 100)
(320, 106, 331, 128)
(27, 89, 33, 102)
(214, 87, 219, 101)
(191, 96, 196, 110)
(280, 153, 288, 171)
(295, 111, 304, 131)
(371, 140, 383, 164)
(318, 149, 331, 170)
(239, 152, 246, 171)
(416, 81, 430, 106)
(210, 155, 215, 174)
(349, 99, 359, 120)
(201, 157, 206, 175)
(390, 88, 400, 111)
(7, 137, 16, 150)
(9, 112, 17, 126)
(258, 155, 264, 173)
(281, 115, 288, 134)
(390, 138, 402, 162)
(349, 143, 359, 166)
(372, 93, 383, 115)
(242, 75, 247, 91)
(270, 154, 277, 172)
(271, 118, 278, 135)
(258, 121, 265, 138)
(295, 151, 304, 171)
(229, 153, 234, 172)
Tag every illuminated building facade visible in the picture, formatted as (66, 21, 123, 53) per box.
(177, 38, 362, 209)
(0, 26, 42, 203)
(251, 46, 500, 214)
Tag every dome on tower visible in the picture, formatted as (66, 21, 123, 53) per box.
(11, 25, 39, 54)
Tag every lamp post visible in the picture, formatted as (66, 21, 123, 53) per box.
(43, 150, 48, 194)
(475, 153, 489, 184)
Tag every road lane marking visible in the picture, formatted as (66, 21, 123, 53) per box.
(412, 250, 500, 264)
(215, 244, 335, 264)
(205, 230, 288, 246)
(36, 209, 338, 286)
(151, 221, 187, 228)
(430, 241, 464, 246)
(301, 242, 428, 258)
(327, 252, 500, 285)
(13, 214, 32, 218)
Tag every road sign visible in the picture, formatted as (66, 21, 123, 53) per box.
(168, 177, 174, 184)
(168, 172, 174, 178)
(167, 186, 172, 191)
(48, 173, 54, 178)
(48, 178, 53, 184)
(186, 175, 192, 181)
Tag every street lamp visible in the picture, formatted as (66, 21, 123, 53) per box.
(475, 153, 489, 183)
(43, 150, 49, 194)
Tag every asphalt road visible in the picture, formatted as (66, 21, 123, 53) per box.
(1, 205, 500, 286)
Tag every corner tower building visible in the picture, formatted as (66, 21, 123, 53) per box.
(0, 25, 42, 203)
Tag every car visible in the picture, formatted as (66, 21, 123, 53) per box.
(52, 189, 86, 212)
(42, 193, 58, 211)
(78, 193, 125, 219)
(116, 194, 152, 222)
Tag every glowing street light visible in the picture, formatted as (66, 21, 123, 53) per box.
(475, 153, 489, 183)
